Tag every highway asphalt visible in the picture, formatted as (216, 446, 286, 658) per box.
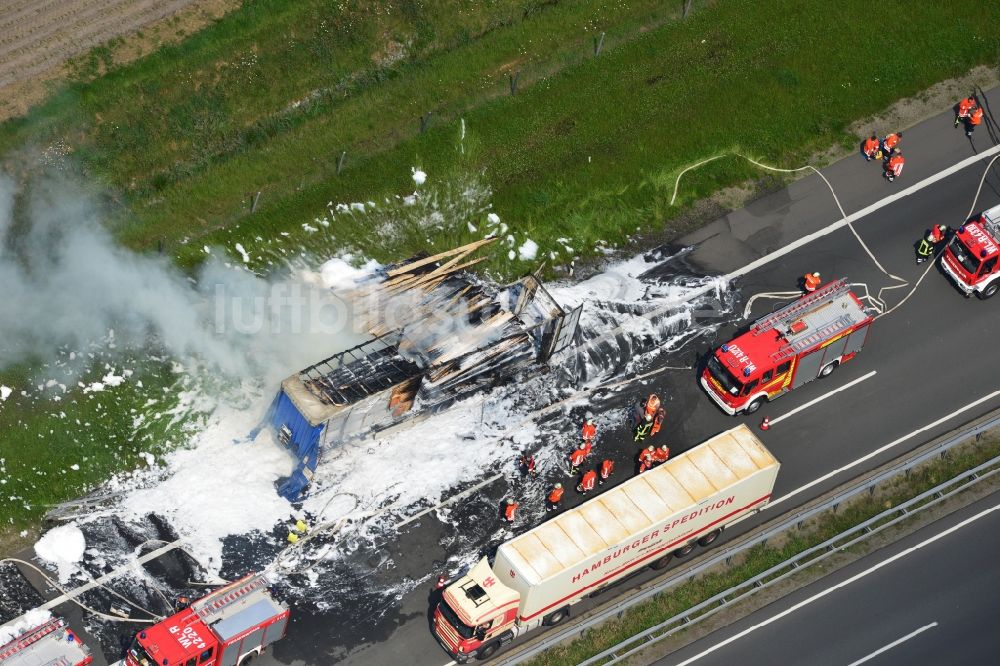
(653, 490, 1000, 666)
(277, 87, 1000, 666)
(9, 90, 999, 666)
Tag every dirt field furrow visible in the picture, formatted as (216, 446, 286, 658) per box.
(0, 0, 196, 89)
(0, 0, 149, 61)
(0, 0, 230, 115)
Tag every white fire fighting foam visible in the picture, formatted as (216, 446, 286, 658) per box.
(0, 608, 52, 645)
(97, 247, 726, 579)
(33, 524, 86, 584)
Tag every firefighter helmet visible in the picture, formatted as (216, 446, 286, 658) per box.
(554, 483, 562, 489)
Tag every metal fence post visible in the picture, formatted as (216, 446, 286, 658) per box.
(594, 32, 605, 57)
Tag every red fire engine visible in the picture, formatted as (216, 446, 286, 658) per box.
(125, 573, 288, 666)
(701, 278, 874, 415)
(940, 203, 1000, 299)
(0, 616, 92, 666)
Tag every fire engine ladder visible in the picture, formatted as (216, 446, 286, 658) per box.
(0, 618, 62, 660)
(194, 574, 269, 621)
(751, 278, 850, 337)
(770, 314, 854, 363)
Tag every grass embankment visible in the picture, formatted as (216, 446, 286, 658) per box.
(1, 1, 998, 542)
(526, 431, 1000, 666)
(2, 1, 996, 276)
(0, 360, 187, 537)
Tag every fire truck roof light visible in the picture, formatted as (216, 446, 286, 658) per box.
(981, 249, 988, 258)
(721, 344, 729, 352)
(140, 632, 146, 639)
(743, 367, 751, 377)
(959, 226, 966, 234)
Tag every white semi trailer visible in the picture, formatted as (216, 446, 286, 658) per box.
(433, 424, 779, 662)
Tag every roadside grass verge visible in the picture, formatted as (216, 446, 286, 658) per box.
(525, 431, 1000, 666)
(0, 360, 188, 537)
(2, 1, 995, 278)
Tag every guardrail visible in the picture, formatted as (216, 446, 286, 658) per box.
(491, 410, 1000, 666)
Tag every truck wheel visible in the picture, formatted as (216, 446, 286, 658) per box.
(649, 553, 673, 570)
(673, 541, 696, 558)
(976, 282, 999, 299)
(698, 528, 723, 547)
(743, 398, 763, 414)
(819, 360, 839, 377)
(238, 655, 255, 666)
(476, 642, 500, 660)
(543, 607, 569, 626)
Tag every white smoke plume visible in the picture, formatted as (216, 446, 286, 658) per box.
(0, 173, 365, 384)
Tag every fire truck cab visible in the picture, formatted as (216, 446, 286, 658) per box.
(940, 204, 1000, 299)
(701, 279, 873, 415)
(126, 574, 288, 666)
(0, 616, 92, 666)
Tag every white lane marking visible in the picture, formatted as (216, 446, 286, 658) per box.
(673, 502, 1000, 666)
(727, 143, 1000, 282)
(768, 390, 1000, 509)
(846, 622, 938, 666)
(394, 473, 504, 530)
(577, 143, 1000, 355)
(769, 371, 876, 426)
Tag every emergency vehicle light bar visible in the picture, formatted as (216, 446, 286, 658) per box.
(751, 278, 850, 337)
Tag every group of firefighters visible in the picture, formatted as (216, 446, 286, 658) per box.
(501, 393, 671, 523)
(861, 93, 989, 184)
(861, 131, 905, 182)
(499, 94, 993, 527)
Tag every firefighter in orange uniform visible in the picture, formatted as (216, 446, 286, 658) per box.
(517, 452, 537, 478)
(638, 446, 655, 473)
(885, 151, 904, 183)
(966, 106, 984, 137)
(881, 132, 902, 157)
(546, 483, 564, 511)
(502, 499, 518, 523)
(956, 96, 976, 127)
(569, 446, 588, 474)
(644, 394, 661, 418)
(650, 407, 666, 437)
(581, 416, 597, 446)
(577, 469, 597, 494)
(862, 134, 880, 161)
(651, 444, 670, 466)
(598, 458, 614, 485)
(803, 272, 822, 293)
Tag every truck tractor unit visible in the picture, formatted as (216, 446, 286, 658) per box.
(433, 425, 779, 662)
(0, 616, 93, 666)
(940, 204, 1000, 299)
(701, 278, 873, 415)
(126, 573, 288, 666)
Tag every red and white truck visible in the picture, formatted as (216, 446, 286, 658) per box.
(0, 615, 93, 666)
(701, 278, 873, 415)
(940, 204, 1000, 299)
(432, 425, 779, 662)
(125, 573, 288, 666)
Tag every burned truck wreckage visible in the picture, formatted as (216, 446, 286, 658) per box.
(268, 239, 582, 499)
